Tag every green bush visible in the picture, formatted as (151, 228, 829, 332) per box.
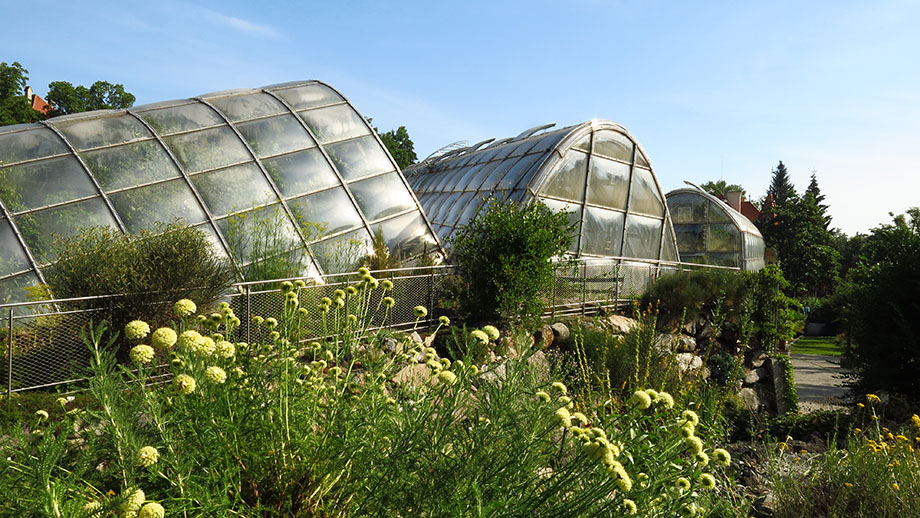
(641, 268, 749, 331)
(43, 223, 234, 347)
(451, 197, 575, 328)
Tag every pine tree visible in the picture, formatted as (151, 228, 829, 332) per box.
(806, 170, 831, 229)
(767, 161, 797, 207)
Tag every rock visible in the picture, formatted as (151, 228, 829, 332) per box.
(699, 366, 711, 380)
(527, 351, 551, 381)
(656, 333, 679, 352)
(534, 325, 555, 350)
(606, 315, 638, 335)
(675, 353, 702, 373)
(393, 363, 434, 387)
(409, 332, 423, 344)
(753, 492, 775, 517)
(423, 333, 436, 347)
(747, 349, 768, 369)
(550, 322, 570, 342)
(382, 337, 402, 354)
(738, 387, 761, 410)
(677, 335, 697, 352)
(744, 367, 769, 385)
(681, 319, 696, 336)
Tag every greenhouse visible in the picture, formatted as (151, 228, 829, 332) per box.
(665, 183, 766, 271)
(406, 119, 680, 263)
(0, 80, 441, 303)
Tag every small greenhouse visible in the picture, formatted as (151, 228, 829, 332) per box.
(0, 81, 441, 303)
(665, 184, 765, 271)
(406, 119, 679, 263)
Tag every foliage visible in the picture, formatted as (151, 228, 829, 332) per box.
(641, 268, 749, 331)
(772, 353, 799, 413)
(377, 125, 417, 169)
(43, 223, 234, 350)
(45, 80, 135, 117)
(765, 160, 796, 208)
(0, 283, 748, 517)
(749, 265, 803, 352)
(770, 398, 920, 518)
(451, 197, 576, 328)
(699, 179, 746, 198)
(0, 61, 38, 126)
(845, 208, 920, 398)
(223, 210, 323, 284)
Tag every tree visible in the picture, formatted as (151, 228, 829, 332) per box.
(45, 80, 135, 117)
(699, 179, 746, 198)
(377, 125, 417, 169)
(805, 171, 831, 229)
(0, 61, 39, 126)
(766, 161, 796, 208)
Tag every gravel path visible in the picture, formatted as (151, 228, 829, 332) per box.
(790, 353, 852, 412)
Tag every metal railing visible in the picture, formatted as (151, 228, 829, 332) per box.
(2, 259, 735, 396)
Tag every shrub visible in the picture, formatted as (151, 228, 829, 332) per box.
(642, 268, 749, 331)
(43, 223, 234, 349)
(451, 197, 576, 328)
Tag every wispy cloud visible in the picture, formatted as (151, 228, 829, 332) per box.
(200, 8, 281, 39)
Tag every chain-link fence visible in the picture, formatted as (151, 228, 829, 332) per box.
(2, 260, 734, 396)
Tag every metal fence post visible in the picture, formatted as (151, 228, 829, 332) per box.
(7, 307, 13, 402)
(245, 285, 252, 345)
(581, 261, 587, 318)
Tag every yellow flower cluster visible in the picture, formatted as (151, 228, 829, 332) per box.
(151, 327, 177, 349)
(173, 299, 196, 317)
(125, 320, 150, 340)
(129, 344, 155, 364)
(136, 446, 159, 467)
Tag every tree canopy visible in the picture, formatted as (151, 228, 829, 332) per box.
(0, 62, 39, 126)
(699, 179, 746, 198)
(45, 80, 135, 117)
(369, 122, 417, 169)
(766, 161, 796, 208)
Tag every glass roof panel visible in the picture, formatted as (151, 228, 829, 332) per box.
(661, 224, 680, 262)
(709, 223, 741, 252)
(499, 154, 546, 190)
(310, 228, 371, 274)
(709, 201, 733, 223)
(273, 83, 344, 110)
(0, 271, 39, 304)
(287, 187, 363, 239)
(16, 198, 118, 264)
(371, 211, 437, 257)
(674, 223, 706, 252)
(623, 213, 662, 259)
(109, 179, 207, 231)
(592, 130, 633, 163)
(55, 115, 151, 150)
(218, 204, 301, 264)
(0, 217, 30, 277)
(190, 162, 276, 217)
(444, 192, 475, 227)
(298, 104, 370, 144)
(163, 126, 251, 173)
(539, 197, 582, 254)
(0, 128, 67, 166)
(137, 103, 225, 135)
(479, 157, 520, 191)
(236, 114, 315, 158)
(539, 150, 587, 202)
(262, 147, 339, 198)
(667, 192, 706, 223)
(349, 172, 415, 221)
(0, 156, 97, 212)
(586, 154, 630, 210)
(627, 167, 664, 217)
(327, 135, 393, 181)
(82, 139, 180, 192)
(636, 150, 650, 168)
(582, 206, 625, 256)
(708, 252, 740, 267)
(208, 93, 287, 122)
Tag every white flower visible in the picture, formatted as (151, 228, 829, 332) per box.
(125, 320, 150, 340)
(137, 446, 159, 467)
(206, 366, 227, 384)
(129, 344, 155, 364)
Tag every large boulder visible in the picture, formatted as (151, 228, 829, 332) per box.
(607, 315, 638, 335)
(738, 387, 761, 410)
(534, 324, 555, 350)
(657, 334, 698, 353)
(550, 322, 570, 342)
(675, 353, 703, 373)
(744, 367, 769, 385)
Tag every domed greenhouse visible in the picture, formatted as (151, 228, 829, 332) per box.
(665, 183, 766, 271)
(405, 120, 680, 264)
(0, 80, 441, 303)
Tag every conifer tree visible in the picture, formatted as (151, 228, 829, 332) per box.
(767, 161, 797, 207)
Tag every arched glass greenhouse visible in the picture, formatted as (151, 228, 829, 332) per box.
(406, 120, 679, 263)
(0, 81, 441, 303)
(665, 184, 765, 271)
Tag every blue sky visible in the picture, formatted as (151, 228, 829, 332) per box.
(4, 0, 918, 235)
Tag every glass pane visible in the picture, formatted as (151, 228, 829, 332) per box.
(191, 163, 276, 217)
(218, 204, 301, 264)
(82, 140, 180, 192)
(273, 83, 343, 110)
(539, 150, 587, 202)
(138, 103, 225, 135)
(636, 150, 650, 168)
(436, 164, 478, 192)
(435, 193, 461, 223)
(709, 201, 733, 223)
(349, 172, 415, 221)
(627, 167, 664, 217)
(709, 223, 741, 252)
(623, 213, 662, 259)
(0, 272, 38, 304)
(667, 193, 706, 223)
(310, 229, 370, 274)
(708, 252, 740, 267)
(674, 223, 706, 253)
(530, 131, 565, 155)
(263, 148, 339, 198)
(500, 153, 545, 190)
(193, 222, 230, 260)
(586, 154, 630, 210)
(661, 222, 680, 262)
(572, 134, 592, 153)
(110, 179, 207, 231)
(327, 136, 393, 181)
(0, 156, 97, 212)
(0, 217, 30, 276)
(287, 187, 363, 239)
(236, 114, 315, 158)
(371, 211, 437, 256)
(15, 198, 118, 264)
(593, 130, 633, 162)
(298, 104, 369, 144)
(479, 158, 518, 190)
(444, 192, 475, 227)
(0, 128, 68, 165)
(540, 197, 582, 254)
(582, 206, 625, 256)
(55, 115, 150, 150)
(164, 127, 251, 173)
(436, 225, 453, 244)
(208, 93, 287, 122)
